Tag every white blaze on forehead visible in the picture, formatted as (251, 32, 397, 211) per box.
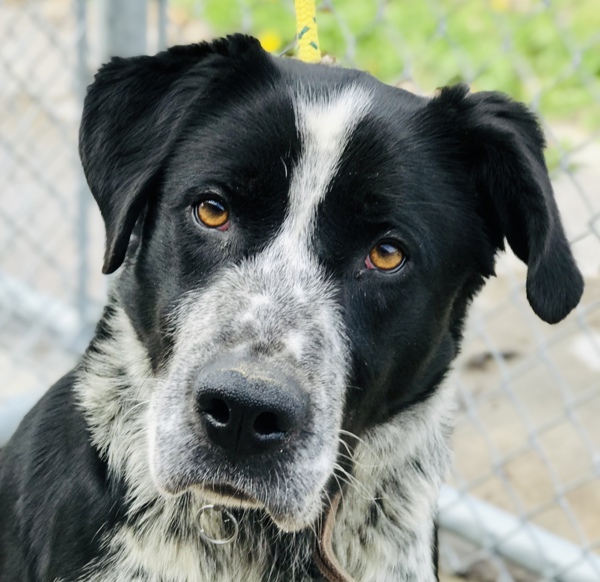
(282, 84, 373, 246)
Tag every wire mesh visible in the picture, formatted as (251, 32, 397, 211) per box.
(1, 1, 598, 580)
(0, 0, 102, 441)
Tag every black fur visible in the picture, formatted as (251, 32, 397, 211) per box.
(0, 373, 127, 581)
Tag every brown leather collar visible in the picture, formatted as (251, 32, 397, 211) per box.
(313, 493, 354, 582)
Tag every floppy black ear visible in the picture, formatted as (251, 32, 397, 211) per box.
(79, 34, 265, 274)
(430, 85, 583, 324)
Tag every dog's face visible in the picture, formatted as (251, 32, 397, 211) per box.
(80, 36, 582, 531)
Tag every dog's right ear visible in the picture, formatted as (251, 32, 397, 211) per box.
(79, 35, 265, 274)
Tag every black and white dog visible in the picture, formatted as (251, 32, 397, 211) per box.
(0, 35, 583, 582)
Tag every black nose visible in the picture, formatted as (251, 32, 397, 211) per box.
(195, 366, 309, 457)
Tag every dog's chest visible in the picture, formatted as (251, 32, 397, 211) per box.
(72, 527, 381, 582)
(67, 477, 439, 582)
(71, 529, 270, 582)
(71, 522, 310, 582)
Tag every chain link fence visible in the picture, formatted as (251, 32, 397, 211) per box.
(0, 0, 98, 439)
(1, 1, 599, 580)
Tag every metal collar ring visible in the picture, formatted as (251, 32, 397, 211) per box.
(198, 504, 239, 545)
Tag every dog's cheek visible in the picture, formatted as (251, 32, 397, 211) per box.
(146, 366, 209, 495)
(147, 389, 189, 495)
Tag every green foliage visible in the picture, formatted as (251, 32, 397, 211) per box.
(172, 0, 600, 129)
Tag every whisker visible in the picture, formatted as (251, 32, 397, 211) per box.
(338, 429, 378, 457)
(119, 399, 151, 424)
(336, 449, 381, 470)
(332, 463, 377, 501)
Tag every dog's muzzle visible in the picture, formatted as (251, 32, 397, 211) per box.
(194, 359, 310, 458)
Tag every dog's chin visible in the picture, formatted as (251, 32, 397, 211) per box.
(153, 473, 321, 532)
(201, 490, 319, 532)
(151, 474, 259, 507)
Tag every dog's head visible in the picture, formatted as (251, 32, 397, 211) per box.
(80, 35, 583, 531)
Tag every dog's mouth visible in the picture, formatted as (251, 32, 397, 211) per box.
(198, 482, 262, 508)
(192, 479, 325, 532)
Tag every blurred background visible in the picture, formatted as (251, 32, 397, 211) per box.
(0, 0, 598, 580)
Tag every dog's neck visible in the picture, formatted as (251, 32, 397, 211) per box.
(74, 301, 452, 582)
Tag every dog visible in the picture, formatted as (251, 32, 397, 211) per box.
(0, 34, 583, 582)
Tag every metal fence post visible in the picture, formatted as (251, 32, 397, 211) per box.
(98, 0, 148, 60)
(74, 0, 92, 338)
(157, 0, 168, 52)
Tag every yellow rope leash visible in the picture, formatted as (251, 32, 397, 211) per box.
(294, 0, 321, 63)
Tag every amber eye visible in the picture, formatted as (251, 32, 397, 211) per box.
(366, 242, 405, 272)
(195, 198, 230, 229)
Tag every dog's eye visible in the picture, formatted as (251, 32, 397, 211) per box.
(195, 198, 230, 230)
(366, 242, 405, 272)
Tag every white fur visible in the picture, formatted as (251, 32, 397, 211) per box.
(334, 384, 455, 582)
(285, 84, 372, 243)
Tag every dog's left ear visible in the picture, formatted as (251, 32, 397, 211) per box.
(429, 85, 583, 324)
(80, 35, 266, 274)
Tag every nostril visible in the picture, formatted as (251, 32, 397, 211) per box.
(253, 411, 285, 438)
(195, 366, 307, 454)
(202, 397, 230, 425)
